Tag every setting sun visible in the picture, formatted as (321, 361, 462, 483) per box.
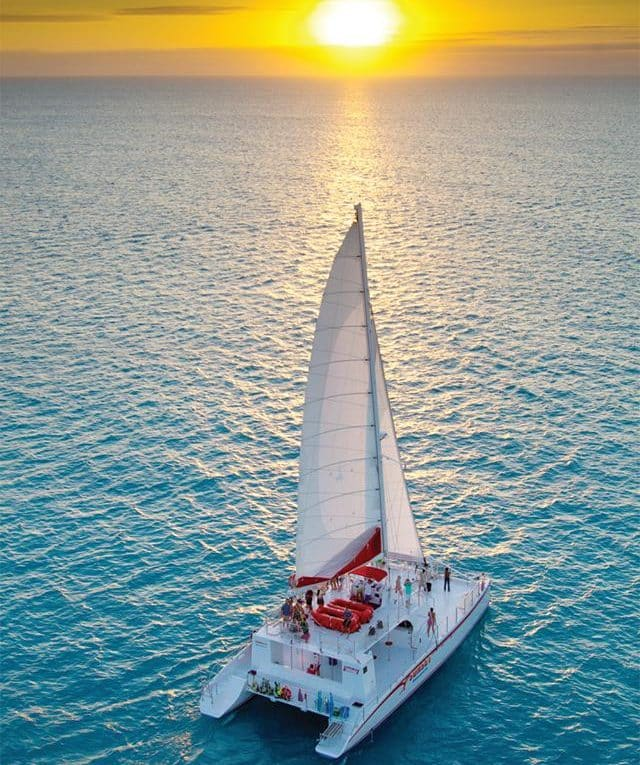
(310, 0, 402, 48)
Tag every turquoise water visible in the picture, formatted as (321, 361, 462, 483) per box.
(1, 78, 638, 764)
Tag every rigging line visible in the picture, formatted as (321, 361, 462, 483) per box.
(299, 455, 375, 480)
(304, 391, 371, 406)
(301, 423, 373, 441)
(300, 445, 375, 457)
(298, 521, 380, 547)
(314, 324, 366, 331)
(301, 445, 376, 458)
(380, 454, 405, 467)
(297, 489, 379, 515)
(308, 358, 368, 370)
(322, 274, 364, 285)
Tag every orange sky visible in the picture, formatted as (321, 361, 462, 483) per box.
(1, 0, 638, 77)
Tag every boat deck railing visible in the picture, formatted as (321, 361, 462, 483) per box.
(258, 565, 489, 659)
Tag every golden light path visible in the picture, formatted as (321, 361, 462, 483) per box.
(310, 0, 402, 48)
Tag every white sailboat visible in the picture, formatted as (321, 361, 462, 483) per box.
(200, 205, 490, 758)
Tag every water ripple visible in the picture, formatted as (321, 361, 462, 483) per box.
(1, 78, 639, 765)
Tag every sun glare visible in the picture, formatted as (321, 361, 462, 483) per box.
(310, 0, 401, 48)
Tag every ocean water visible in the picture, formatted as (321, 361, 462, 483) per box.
(1, 77, 638, 765)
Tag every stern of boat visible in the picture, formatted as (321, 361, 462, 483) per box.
(200, 642, 253, 719)
(315, 718, 359, 759)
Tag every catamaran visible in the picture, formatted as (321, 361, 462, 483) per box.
(200, 205, 490, 758)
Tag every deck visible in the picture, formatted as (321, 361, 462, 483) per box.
(256, 561, 487, 667)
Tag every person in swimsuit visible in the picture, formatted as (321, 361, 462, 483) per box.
(427, 607, 436, 637)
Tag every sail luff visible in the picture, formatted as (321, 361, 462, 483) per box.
(355, 203, 389, 560)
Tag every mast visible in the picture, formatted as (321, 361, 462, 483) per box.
(355, 203, 389, 560)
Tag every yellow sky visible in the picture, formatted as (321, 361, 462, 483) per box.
(1, 0, 638, 76)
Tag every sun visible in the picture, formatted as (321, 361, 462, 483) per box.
(310, 0, 401, 48)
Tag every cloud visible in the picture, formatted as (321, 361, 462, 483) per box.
(489, 25, 639, 39)
(115, 4, 245, 15)
(419, 25, 639, 47)
(1, 4, 246, 23)
(1, 13, 101, 22)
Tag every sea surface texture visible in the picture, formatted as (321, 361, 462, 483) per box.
(1, 78, 638, 765)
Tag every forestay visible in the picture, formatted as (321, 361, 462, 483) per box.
(295, 211, 423, 586)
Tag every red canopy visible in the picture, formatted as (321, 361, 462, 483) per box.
(350, 565, 387, 582)
(296, 527, 381, 588)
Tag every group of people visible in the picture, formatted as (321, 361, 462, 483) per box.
(350, 578, 383, 607)
(328, 575, 344, 591)
(394, 575, 415, 607)
(281, 563, 456, 641)
(281, 596, 310, 641)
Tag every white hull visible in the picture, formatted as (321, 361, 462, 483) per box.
(317, 584, 490, 757)
(201, 577, 490, 759)
(199, 643, 253, 719)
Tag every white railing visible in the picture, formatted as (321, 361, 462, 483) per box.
(455, 578, 487, 624)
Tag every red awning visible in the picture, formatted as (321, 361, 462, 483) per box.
(350, 565, 387, 582)
(296, 527, 382, 588)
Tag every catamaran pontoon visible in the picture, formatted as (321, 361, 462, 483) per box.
(200, 205, 490, 758)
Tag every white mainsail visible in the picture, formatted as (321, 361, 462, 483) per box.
(295, 206, 423, 585)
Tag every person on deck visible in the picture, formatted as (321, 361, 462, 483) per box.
(305, 589, 314, 610)
(301, 617, 310, 642)
(444, 566, 451, 592)
(316, 589, 325, 607)
(342, 608, 353, 631)
(293, 600, 304, 623)
(281, 598, 292, 623)
(404, 577, 413, 608)
(394, 575, 402, 602)
(427, 607, 436, 637)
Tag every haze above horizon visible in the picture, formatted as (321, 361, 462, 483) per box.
(1, 0, 638, 77)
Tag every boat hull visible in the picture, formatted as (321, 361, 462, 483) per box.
(200, 643, 253, 719)
(316, 584, 490, 758)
